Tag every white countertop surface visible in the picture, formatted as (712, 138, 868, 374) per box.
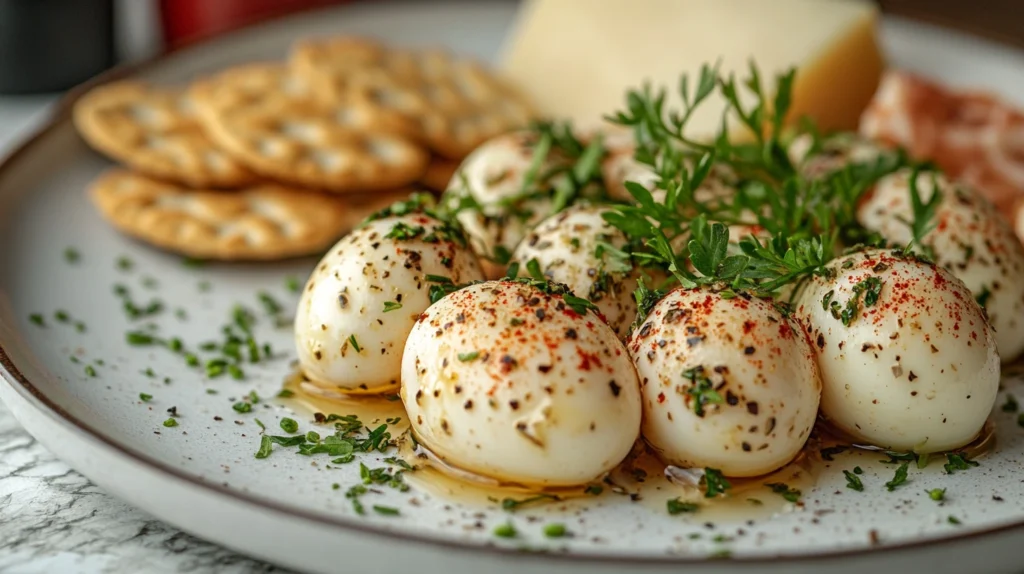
(0, 95, 286, 574)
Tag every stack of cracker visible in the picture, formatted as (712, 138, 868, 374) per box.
(73, 37, 534, 261)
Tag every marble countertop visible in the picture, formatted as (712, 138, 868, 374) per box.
(0, 95, 286, 574)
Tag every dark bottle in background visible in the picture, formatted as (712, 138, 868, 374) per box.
(0, 0, 116, 94)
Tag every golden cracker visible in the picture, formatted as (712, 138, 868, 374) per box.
(188, 62, 314, 121)
(89, 169, 407, 260)
(200, 97, 429, 193)
(290, 38, 535, 159)
(73, 81, 258, 188)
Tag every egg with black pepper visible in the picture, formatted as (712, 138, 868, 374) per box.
(295, 212, 484, 394)
(857, 169, 1024, 361)
(443, 131, 568, 277)
(401, 279, 642, 487)
(628, 286, 821, 477)
(511, 204, 648, 337)
(793, 248, 999, 452)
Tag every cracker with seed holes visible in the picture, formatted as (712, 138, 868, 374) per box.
(189, 62, 314, 122)
(89, 169, 409, 260)
(201, 97, 429, 193)
(290, 37, 535, 159)
(73, 81, 257, 188)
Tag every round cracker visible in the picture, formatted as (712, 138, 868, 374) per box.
(189, 62, 314, 121)
(290, 38, 535, 159)
(89, 169, 409, 260)
(73, 81, 257, 188)
(200, 97, 429, 193)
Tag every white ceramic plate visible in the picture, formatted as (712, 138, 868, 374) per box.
(3, 2, 1024, 573)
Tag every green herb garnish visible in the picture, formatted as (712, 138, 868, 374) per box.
(543, 523, 567, 538)
(844, 470, 864, 492)
(667, 498, 699, 515)
(703, 468, 731, 498)
(885, 462, 910, 491)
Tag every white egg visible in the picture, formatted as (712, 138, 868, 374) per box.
(295, 213, 484, 393)
(511, 205, 648, 337)
(444, 131, 567, 276)
(628, 287, 821, 477)
(401, 280, 642, 487)
(600, 147, 737, 207)
(793, 248, 999, 453)
(789, 132, 891, 179)
(857, 168, 1024, 361)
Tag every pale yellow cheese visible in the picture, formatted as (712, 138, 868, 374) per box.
(500, 0, 884, 137)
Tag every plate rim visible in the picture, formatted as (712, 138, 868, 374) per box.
(2, 0, 1024, 566)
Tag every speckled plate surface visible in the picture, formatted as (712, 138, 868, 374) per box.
(3, 2, 1024, 573)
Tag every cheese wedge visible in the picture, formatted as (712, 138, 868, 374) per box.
(500, 0, 884, 137)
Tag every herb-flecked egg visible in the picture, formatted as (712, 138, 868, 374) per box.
(295, 213, 483, 393)
(628, 287, 821, 477)
(401, 280, 642, 487)
(511, 205, 646, 338)
(601, 147, 737, 206)
(793, 248, 999, 453)
(857, 169, 1024, 361)
(443, 131, 566, 276)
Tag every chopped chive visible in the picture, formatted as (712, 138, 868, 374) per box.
(543, 523, 567, 538)
(948, 515, 961, 525)
(348, 334, 361, 353)
(493, 522, 517, 538)
(126, 331, 157, 345)
(667, 498, 699, 515)
(383, 301, 402, 313)
(254, 435, 272, 458)
(372, 505, 400, 516)
(457, 351, 480, 362)
(205, 389, 218, 395)
(139, 393, 153, 402)
(254, 418, 266, 431)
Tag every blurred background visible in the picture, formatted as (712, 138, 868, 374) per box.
(0, 0, 1019, 95)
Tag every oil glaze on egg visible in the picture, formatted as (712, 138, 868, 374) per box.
(401, 280, 642, 487)
(628, 287, 821, 477)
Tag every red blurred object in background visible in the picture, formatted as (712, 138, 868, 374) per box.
(159, 0, 354, 49)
